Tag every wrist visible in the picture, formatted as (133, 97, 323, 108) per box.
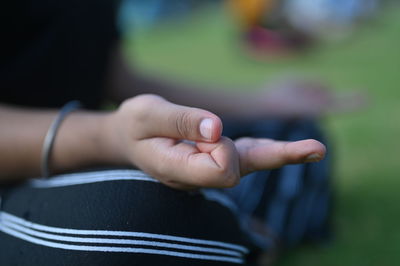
(98, 111, 132, 167)
(51, 111, 126, 174)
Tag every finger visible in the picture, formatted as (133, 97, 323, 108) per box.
(235, 138, 326, 176)
(192, 137, 240, 188)
(133, 136, 240, 189)
(131, 95, 222, 142)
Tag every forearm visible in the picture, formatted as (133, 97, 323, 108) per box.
(0, 95, 326, 189)
(0, 104, 118, 182)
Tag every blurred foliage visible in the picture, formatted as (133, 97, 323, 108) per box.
(124, 3, 400, 266)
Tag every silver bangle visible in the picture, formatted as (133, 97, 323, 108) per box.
(41, 100, 82, 178)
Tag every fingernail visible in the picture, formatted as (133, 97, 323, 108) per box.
(305, 153, 322, 162)
(200, 118, 213, 140)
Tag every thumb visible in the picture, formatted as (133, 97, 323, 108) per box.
(132, 95, 223, 142)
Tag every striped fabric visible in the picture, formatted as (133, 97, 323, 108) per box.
(0, 210, 247, 264)
(0, 118, 332, 265)
(0, 169, 253, 265)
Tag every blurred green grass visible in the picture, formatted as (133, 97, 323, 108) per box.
(123, 5, 400, 266)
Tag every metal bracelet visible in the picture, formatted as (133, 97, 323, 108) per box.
(41, 101, 82, 178)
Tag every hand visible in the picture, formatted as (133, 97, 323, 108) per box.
(252, 79, 367, 118)
(102, 94, 326, 190)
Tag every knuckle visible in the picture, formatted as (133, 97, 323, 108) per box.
(122, 94, 164, 110)
(281, 143, 297, 164)
(134, 94, 163, 111)
(174, 111, 194, 139)
(134, 94, 165, 105)
(121, 94, 164, 122)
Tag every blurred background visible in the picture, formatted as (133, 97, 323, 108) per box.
(118, 0, 399, 265)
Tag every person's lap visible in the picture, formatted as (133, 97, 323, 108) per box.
(0, 118, 332, 265)
(0, 169, 253, 265)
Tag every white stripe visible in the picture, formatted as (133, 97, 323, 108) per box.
(30, 175, 158, 188)
(30, 170, 159, 188)
(0, 224, 243, 264)
(36, 172, 154, 182)
(0, 212, 249, 254)
(44, 169, 150, 180)
(33, 169, 155, 180)
(1, 219, 241, 257)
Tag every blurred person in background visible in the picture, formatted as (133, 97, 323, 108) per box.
(228, 0, 311, 56)
(0, 0, 351, 265)
(228, 0, 379, 56)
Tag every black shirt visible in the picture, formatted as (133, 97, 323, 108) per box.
(0, 0, 120, 109)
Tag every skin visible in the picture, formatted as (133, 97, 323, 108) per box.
(0, 44, 339, 188)
(0, 94, 325, 189)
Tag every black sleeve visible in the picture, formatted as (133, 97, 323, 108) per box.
(0, 0, 121, 109)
